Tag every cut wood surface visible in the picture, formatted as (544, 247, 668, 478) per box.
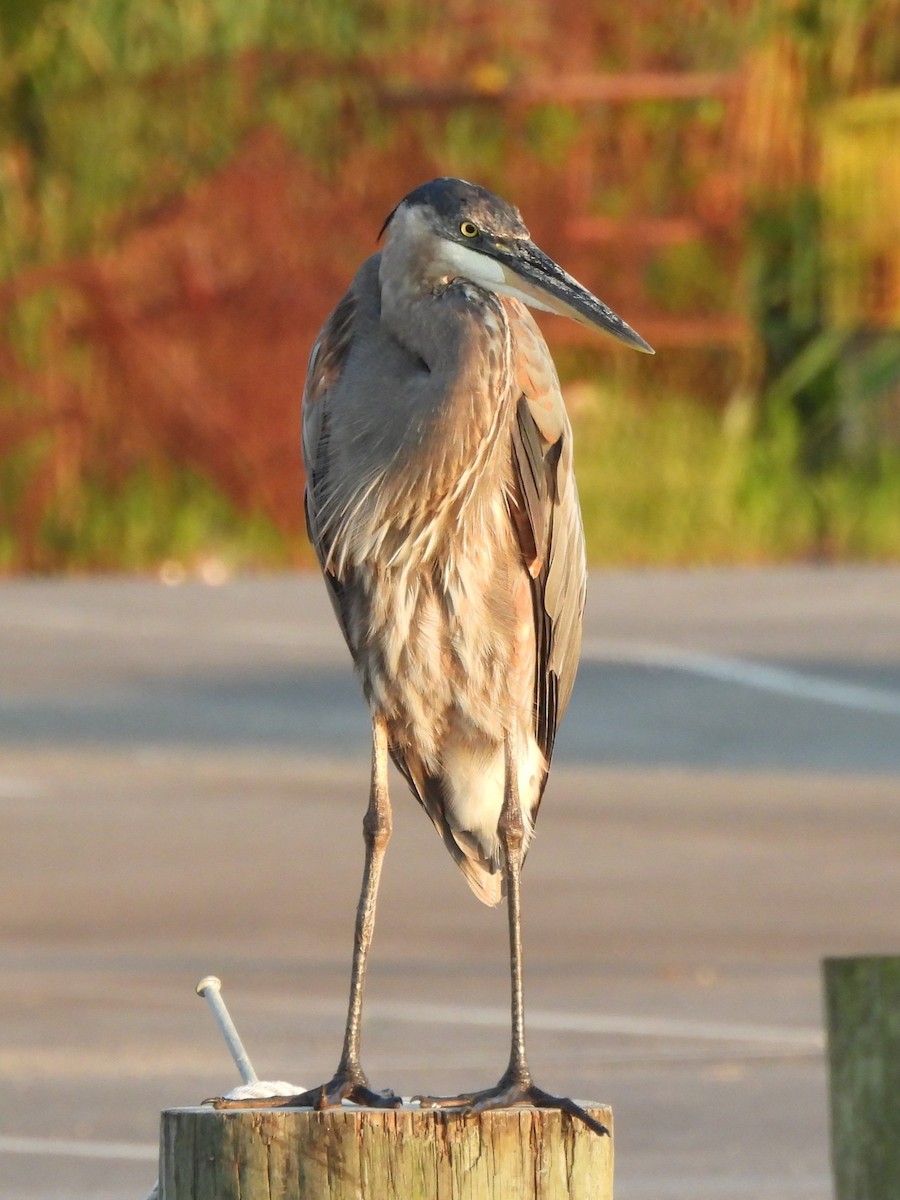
(159, 1103, 613, 1200)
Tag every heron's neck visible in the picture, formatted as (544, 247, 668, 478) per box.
(376, 218, 516, 493)
(378, 248, 451, 368)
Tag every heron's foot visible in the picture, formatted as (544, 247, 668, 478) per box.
(416, 1075, 609, 1137)
(208, 1069, 402, 1111)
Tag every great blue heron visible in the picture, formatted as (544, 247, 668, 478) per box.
(225, 178, 652, 1134)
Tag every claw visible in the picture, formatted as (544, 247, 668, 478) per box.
(415, 1080, 609, 1137)
(209, 1074, 402, 1111)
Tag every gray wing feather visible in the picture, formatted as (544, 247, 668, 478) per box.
(301, 271, 506, 906)
(301, 284, 359, 641)
(505, 301, 586, 768)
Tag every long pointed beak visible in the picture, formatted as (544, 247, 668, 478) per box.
(492, 241, 654, 354)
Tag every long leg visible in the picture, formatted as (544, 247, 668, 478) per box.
(418, 733, 608, 1136)
(214, 715, 400, 1111)
(331, 711, 396, 1098)
(497, 730, 530, 1088)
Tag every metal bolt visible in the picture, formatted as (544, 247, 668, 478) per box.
(195, 975, 259, 1084)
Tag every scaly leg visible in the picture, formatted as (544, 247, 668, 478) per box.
(214, 715, 400, 1111)
(418, 733, 608, 1136)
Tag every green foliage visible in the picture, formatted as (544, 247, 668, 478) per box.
(33, 465, 291, 573)
(0, 0, 382, 272)
(6, 386, 897, 573)
(745, 2, 900, 483)
(575, 388, 900, 564)
(441, 107, 510, 178)
(523, 105, 581, 166)
(645, 241, 730, 314)
(1, 0, 899, 571)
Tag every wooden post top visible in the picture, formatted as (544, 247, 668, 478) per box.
(160, 1102, 613, 1200)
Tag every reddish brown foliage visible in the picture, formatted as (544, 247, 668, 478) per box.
(3, 131, 368, 543)
(0, 66, 751, 566)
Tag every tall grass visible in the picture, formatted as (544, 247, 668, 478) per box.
(5, 386, 895, 576)
(2, 0, 899, 573)
(574, 387, 900, 564)
(0, 460, 292, 575)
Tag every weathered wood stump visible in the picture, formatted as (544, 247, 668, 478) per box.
(824, 955, 900, 1200)
(159, 1103, 613, 1199)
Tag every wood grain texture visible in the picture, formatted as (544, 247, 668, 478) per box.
(159, 1104, 613, 1200)
(825, 956, 900, 1200)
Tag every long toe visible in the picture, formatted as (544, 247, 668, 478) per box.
(415, 1092, 477, 1110)
(342, 1083, 403, 1109)
(210, 1077, 401, 1112)
(209, 1085, 322, 1110)
(417, 1081, 608, 1137)
(471, 1082, 609, 1137)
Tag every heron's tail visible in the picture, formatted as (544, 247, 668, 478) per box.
(391, 748, 505, 906)
(390, 739, 544, 908)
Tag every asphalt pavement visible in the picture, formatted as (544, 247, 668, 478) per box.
(1, 566, 898, 1199)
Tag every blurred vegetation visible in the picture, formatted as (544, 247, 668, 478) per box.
(0, 0, 899, 573)
(575, 387, 900, 563)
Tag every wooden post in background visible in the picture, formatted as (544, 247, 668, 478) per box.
(824, 955, 900, 1200)
(159, 1103, 613, 1200)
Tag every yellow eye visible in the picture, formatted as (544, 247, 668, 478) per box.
(459, 220, 479, 238)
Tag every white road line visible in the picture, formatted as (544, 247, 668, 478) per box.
(0, 1134, 157, 1161)
(582, 637, 900, 718)
(7, 603, 898, 716)
(366, 1001, 825, 1050)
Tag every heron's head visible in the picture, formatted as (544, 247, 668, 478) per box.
(380, 177, 653, 354)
